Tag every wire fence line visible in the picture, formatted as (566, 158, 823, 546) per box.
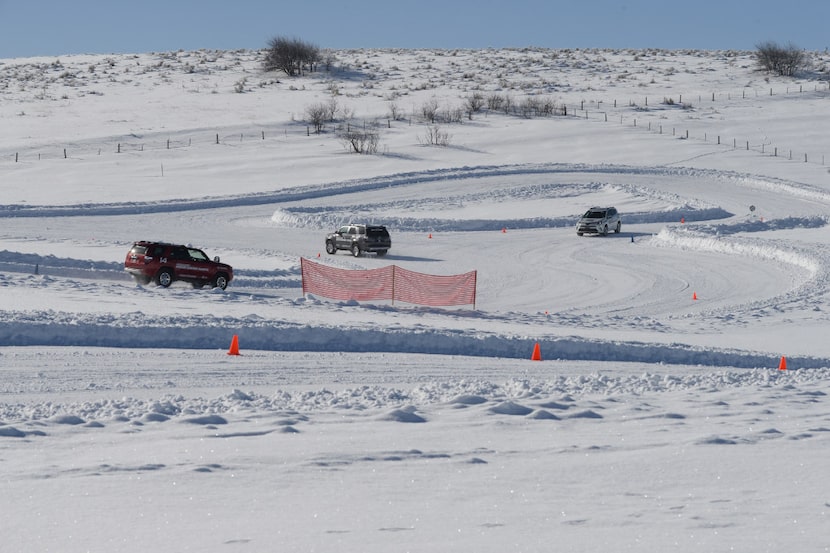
(4, 79, 830, 166)
(560, 80, 830, 167)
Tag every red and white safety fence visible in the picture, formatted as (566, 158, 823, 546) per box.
(300, 258, 477, 308)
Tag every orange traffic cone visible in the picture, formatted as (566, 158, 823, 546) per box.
(692, 292, 698, 300)
(428, 233, 433, 239)
(227, 334, 240, 356)
(778, 356, 787, 371)
(502, 227, 507, 233)
(531, 342, 542, 361)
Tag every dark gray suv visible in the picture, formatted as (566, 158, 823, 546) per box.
(325, 224, 391, 257)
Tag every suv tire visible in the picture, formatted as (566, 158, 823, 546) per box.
(325, 240, 337, 255)
(156, 268, 173, 287)
(615, 221, 621, 233)
(214, 273, 229, 290)
(351, 243, 361, 257)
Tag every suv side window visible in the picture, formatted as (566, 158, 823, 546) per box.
(188, 249, 209, 262)
(171, 247, 189, 260)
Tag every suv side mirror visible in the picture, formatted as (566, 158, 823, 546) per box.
(214, 256, 220, 262)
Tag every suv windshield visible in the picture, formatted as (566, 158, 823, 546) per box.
(584, 210, 606, 219)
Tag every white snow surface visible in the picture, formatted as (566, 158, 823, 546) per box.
(1, 48, 829, 552)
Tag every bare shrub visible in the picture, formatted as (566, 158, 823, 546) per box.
(341, 127, 380, 154)
(755, 41, 806, 76)
(420, 98, 439, 123)
(464, 92, 485, 119)
(419, 125, 452, 147)
(439, 105, 464, 124)
(263, 36, 320, 76)
(388, 101, 404, 121)
(305, 102, 330, 133)
(487, 93, 506, 111)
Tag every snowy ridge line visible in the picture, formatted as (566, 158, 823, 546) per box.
(731, 173, 830, 205)
(0, 163, 817, 218)
(273, 208, 732, 232)
(2, 368, 829, 425)
(650, 227, 821, 274)
(698, 215, 828, 236)
(0, 314, 826, 369)
(649, 226, 828, 313)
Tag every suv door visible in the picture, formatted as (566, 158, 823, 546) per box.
(335, 226, 355, 250)
(182, 247, 215, 283)
(165, 246, 189, 279)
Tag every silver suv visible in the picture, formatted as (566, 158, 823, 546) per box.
(576, 207, 621, 236)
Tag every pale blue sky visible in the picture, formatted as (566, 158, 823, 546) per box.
(1, 0, 828, 58)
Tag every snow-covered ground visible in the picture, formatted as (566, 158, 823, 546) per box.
(1, 48, 829, 552)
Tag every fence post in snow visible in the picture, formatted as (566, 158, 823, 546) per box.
(63, 148, 67, 159)
(216, 133, 219, 144)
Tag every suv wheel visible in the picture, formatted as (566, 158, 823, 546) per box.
(615, 221, 621, 233)
(602, 224, 609, 236)
(351, 243, 361, 257)
(376, 249, 387, 257)
(214, 274, 229, 290)
(325, 240, 337, 255)
(156, 268, 173, 287)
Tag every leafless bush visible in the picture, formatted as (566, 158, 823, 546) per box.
(755, 41, 806, 76)
(487, 93, 507, 111)
(419, 125, 452, 147)
(305, 102, 330, 133)
(263, 36, 320, 76)
(341, 127, 380, 154)
(464, 92, 485, 119)
(420, 98, 439, 123)
(439, 105, 464, 124)
(388, 101, 404, 121)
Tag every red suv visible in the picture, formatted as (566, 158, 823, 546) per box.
(124, 241, 233, 289)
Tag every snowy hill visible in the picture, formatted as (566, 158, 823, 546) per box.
(1, 47, 829, 552)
